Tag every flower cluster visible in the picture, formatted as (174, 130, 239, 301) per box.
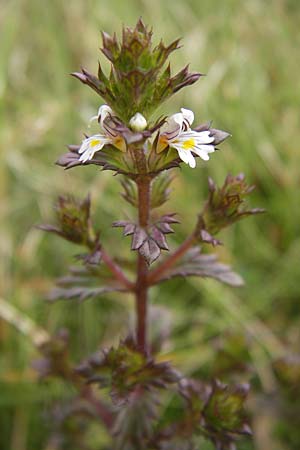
(76, 104, 227, 169)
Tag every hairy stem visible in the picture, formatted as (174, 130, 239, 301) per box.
(147, 234, 196, 285)
(135, 175, 151, 353)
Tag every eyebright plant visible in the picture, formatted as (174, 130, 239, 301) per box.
(39, 19, 264, 450)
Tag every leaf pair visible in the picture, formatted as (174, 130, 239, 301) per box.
(113, 213, 179, 265)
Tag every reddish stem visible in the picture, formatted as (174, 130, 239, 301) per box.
(136, 254, 148, 351)
(101, 248, 134, 291)
(147, 234, 196, 285)
(81, 386, 114, 430)
(135, 176, 151, 353)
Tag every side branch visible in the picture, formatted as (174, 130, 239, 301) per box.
(81, 386, 115, 430)
(101, 248, 134, 291)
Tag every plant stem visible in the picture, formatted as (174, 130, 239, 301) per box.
(86, 239, 133, 291)
(82, 386, 114, 430)
(135, 175, 151, 353)
(101, 248, 134, 291)
(147, 234, 196, 285)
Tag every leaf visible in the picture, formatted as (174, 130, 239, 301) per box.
(158, 247, 244, 287)
(113, 392, 159, 450)
(48, 256, 126, 303)
(150, 171, 174, 208)
(131, 227, 148, 250)
(139, 238, 161, 265)
(76, 338, 179, 405)
(151, 227, 169, 250)
(48, 286, 119, 303)
(113, 214, 179, 265)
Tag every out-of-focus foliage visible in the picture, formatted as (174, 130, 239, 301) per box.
(1, 0, 300, 449)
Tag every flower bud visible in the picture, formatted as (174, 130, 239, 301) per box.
(129, 113, 147, 131)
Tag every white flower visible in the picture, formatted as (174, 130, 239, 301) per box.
(157, 108, 215, 168)
(78, 105, 126, 163)
(78, 135, 112, 163)
(89, 104, 113, 127)
(129, 112, 147, 131)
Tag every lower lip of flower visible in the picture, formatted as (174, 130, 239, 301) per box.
(90, 139, 101, 147)
(182, 138, 195, 150)
(172, 137, 195, 151)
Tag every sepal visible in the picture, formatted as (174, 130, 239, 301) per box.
(194, 122, 231, 146)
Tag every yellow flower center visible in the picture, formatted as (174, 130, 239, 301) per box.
(182, 138, 195, 150)
(90, 139, 100, 147)
(156, 136, 168, 153)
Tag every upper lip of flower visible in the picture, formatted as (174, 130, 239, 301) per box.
(78, 105, 126, 162)
(157, 108, 216, 168)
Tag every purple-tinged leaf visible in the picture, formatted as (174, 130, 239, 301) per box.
(156, 222, 174, 234)
(112, 220, 130, 228)
(138, 240, 151, 264)
(200, 229, 222, 247)
(147, 239, 161, 265)
(157, 247, 244, 287)
(48, 286, 121, 303)
(139, 239, 161, 266)
(123, 223, 136, 236)
(159, 213, 180, 224)
(114, 213, 178, 264)
(131, 227, 148, 250)
(76, 247, 102, 265)
(151, 227, 169, 250)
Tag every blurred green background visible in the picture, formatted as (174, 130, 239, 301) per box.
(1, 0, 300, 449)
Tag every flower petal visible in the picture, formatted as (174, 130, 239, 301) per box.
(78, 134, 110, 162)
(181, 108, 194, 126)
(182, 130, 214, 145)
(163, 113, 183, 139)
(98, 104, 113, 124)
(192, 144, 215, 161)
(177, 148, 196, 168)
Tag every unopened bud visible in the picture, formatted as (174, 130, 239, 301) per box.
(129, 113, 147, 131)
